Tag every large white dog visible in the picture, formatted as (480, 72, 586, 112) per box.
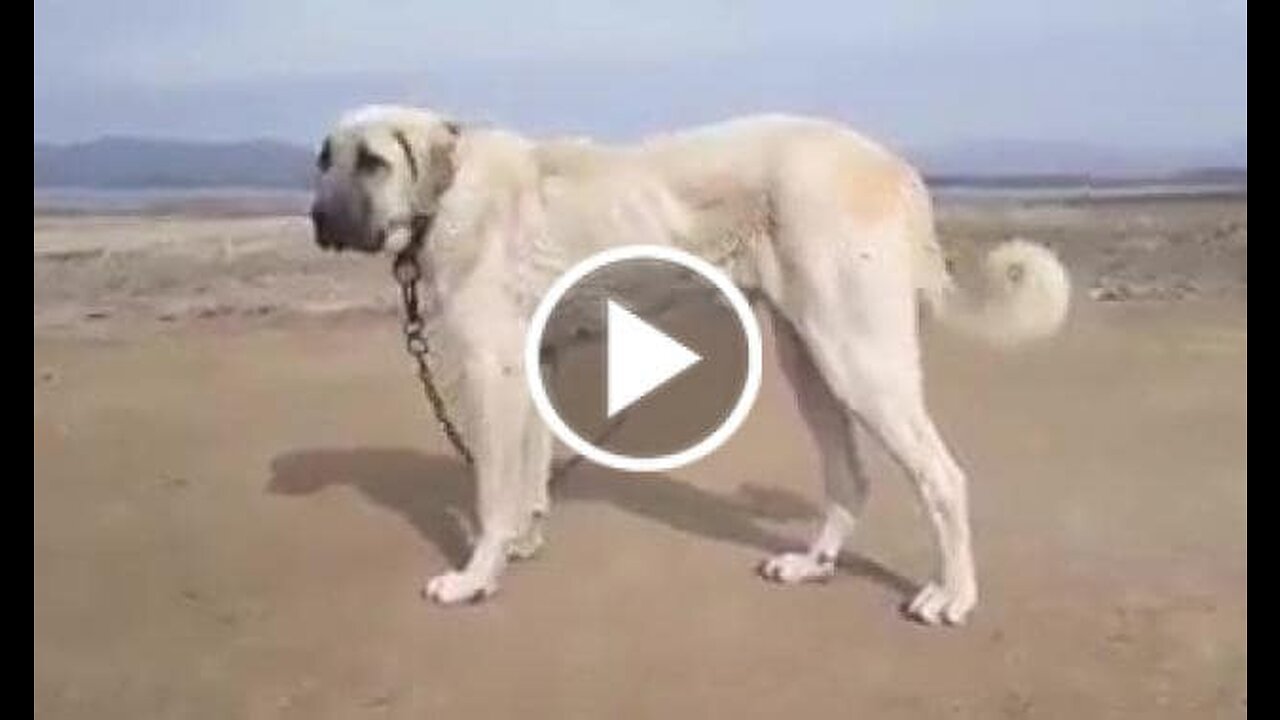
(310, 105, 1070, 625)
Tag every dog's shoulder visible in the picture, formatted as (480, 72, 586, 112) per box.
(451, 129, 543, 191)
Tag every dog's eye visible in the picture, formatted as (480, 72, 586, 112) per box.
(317, 139, 332, 171)
(356, 145, 390, 173)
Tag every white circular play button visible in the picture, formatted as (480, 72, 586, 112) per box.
(525, 245, 763, 472)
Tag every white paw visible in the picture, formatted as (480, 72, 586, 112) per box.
(757, 552, 836, 584)
(422, 571, 496, 605)
(904, 582, 976, 625)
(506, 522, 545, 561)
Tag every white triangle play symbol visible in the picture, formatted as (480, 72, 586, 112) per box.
(606, 300, 702, 418)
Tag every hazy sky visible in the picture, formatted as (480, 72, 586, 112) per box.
(34, 0, 1246, 149)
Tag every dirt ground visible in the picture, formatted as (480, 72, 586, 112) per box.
(34, 197, 1247, 718)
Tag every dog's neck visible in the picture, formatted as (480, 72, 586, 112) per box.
(394, 124, 464, 277)
(421, 122, 461, 215)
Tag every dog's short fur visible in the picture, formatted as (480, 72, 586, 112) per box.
(311, 105, 1070, 624)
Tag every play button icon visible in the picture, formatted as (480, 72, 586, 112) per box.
(526, 245, 763, 472)
(606, 301, 701, 417)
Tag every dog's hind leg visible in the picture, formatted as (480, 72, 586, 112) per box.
(756, 181, 977, 622)
(758, 311, 869, 584)
(783, 254, 977, 625)
(836, 359, 977, 625)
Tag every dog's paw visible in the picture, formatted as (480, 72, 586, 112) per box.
(903, 582, 976, 625)
(422, 571, 496, 605)
(505, 522, 545, 561)
(757, 552, 836, 584)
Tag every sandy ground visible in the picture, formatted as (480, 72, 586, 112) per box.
(34, 198, 1246, 718)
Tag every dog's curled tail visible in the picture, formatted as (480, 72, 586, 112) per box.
(920, 237, 1072, 346)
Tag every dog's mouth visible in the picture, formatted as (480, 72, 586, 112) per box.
(313, 224, 394, 255)
(315, 235, 379, 254)
(312, 212, 429, 257)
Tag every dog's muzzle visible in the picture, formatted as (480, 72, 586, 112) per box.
(309, 205, 339, 249)
(310, 202, 381, 252)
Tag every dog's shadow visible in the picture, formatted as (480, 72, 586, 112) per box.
(267, 448, 915, 597)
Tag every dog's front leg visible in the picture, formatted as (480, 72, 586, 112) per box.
(424, 349, 528, 605)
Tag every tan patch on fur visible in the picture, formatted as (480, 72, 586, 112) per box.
(836, 152, 912, 225)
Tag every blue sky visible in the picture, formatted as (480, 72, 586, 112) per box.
(34, 0, 1246, 152)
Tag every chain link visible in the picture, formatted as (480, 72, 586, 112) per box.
(395, 253, 475, 466)
(392, 254, 621, 478)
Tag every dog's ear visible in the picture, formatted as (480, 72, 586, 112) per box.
(390, 129, 421, 180)
(391, 119, 460, 211)
(424, 121, 461, 208)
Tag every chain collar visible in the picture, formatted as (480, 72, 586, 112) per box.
(393, 214, 475, 465)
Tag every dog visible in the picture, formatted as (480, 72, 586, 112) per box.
(310, 104, 1070, 625)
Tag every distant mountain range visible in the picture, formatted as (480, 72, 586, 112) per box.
(34, 137, 315, 188)
(33, 136, 1246, 189)
(912, 138, 1246, 178)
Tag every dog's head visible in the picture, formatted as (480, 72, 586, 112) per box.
(310, 105, 460, 254)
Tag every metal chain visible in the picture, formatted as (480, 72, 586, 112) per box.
(394, 253, 475, 466)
